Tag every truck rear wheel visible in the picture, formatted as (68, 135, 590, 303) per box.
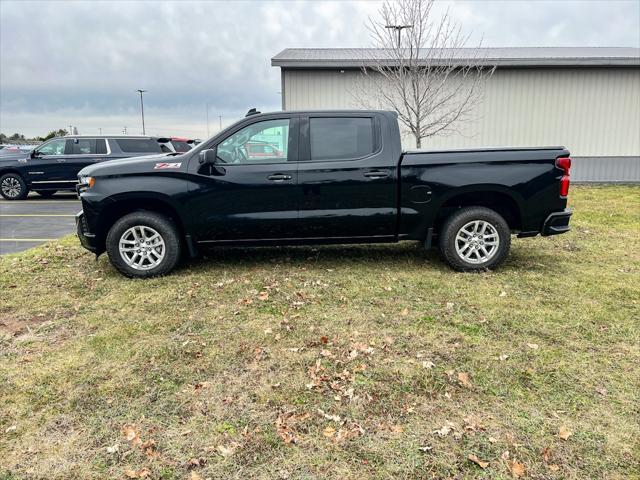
(439, 207, 511, 272)
(0, 173, 28, 200)
(105, 211, 182, 278)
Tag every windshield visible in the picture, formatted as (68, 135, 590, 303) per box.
(188, 116, 247, 155)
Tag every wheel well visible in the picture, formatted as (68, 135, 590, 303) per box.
(437, 191, 522, 231)
(96, 198, 185, 248)
(0, 169, 25, 179)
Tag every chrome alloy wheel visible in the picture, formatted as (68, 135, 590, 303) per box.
(1, 177, 22, 198)
(118, 225, 165, 270)
(454, 220, 500, 264)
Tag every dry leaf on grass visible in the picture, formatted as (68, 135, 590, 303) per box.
(468, 454, 489, 469)
(140, 440, 156, 457)
(559, 426, 572, 440)
(508, 459, 526, 478)
(433, 422, 455, 437)
(124, 468, 151, 479)
(216, 443, 239, 458)
(323, 426, 336, 438)
(275, 412, 310, 445)
(595, 386, 608, 396)
(190, 472, 203, 480)
(333, 423, 364, 443)
(457, 372, 472, 388)
(527, 343, 539, 350)
(122, 424, 142, 447)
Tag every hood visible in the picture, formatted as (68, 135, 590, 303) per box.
(0, 151, 31, 162)
(79, 153, 185, 177)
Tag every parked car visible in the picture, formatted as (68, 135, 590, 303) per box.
(0, 136, 166, 199)
(0, 144, 34, 155)
(76, 110, 572, 278)
(156, 137, 195, 153)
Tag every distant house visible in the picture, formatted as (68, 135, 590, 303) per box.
(272, 47, 640, 182)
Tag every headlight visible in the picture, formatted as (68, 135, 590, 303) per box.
(78, 175, 95, 188)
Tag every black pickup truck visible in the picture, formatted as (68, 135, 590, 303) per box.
(76, 110, 572, 278)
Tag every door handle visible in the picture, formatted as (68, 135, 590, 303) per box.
(267, 174, 292, 181)
(56, 159, 67, 163)
(364, 170, 389, 179)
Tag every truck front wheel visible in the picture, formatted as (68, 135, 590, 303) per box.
(439, 207, 511, 272)
(105, 211, 182, 278)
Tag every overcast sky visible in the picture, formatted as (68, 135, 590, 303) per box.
(1, 0, 639, 138)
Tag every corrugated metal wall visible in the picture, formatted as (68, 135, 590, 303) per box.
(282, 67, 640, 181)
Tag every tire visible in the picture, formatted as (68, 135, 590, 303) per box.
(439, 206, 511, 272)
(105, 211, 182, 278)
(35, 190, 57, 198)
(0, 173, 28, 200)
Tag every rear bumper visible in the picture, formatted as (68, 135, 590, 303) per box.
(75, 211, 98, 253)
(541, 209, 572, 236)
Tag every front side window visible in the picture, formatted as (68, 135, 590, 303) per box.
(310, 117, 374, 161)
(36, 138, 67, 156)
(217, 119, 289, 164)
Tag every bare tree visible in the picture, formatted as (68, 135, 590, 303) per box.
(352, 0, 495, 148)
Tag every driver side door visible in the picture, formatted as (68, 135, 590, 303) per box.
(25, 138, 73, 189)
(186, 115, 301, 242)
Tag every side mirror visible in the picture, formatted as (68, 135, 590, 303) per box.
(198, 148, 217, 165)
(30, 150, 39, 159)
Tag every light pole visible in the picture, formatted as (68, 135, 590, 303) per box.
(385, 24, 413, 47)
(206, 102, 210, 137)
(136, 89, 147, 135)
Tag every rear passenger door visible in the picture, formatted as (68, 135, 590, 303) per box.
(297, 114, 398, 239)
(65, 138, 110, 179)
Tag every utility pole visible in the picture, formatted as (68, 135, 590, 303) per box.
(206, 102, 210, 137)
(385, 24, 413, 47)
(123, 126, 128, 135)
(136, 89, 147, 135)
(219, 116, 222, 131)
(99, 127, 102, 135)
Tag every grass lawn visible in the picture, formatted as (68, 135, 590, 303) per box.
(1, 185, 638, 479)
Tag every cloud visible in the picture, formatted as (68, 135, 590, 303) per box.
(1, 0, 638, 138)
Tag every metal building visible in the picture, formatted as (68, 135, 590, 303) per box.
(272, 47, 640, 182)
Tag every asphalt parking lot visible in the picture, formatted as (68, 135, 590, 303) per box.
(0, 192, 80, 255)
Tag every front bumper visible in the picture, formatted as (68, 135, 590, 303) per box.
(541, 209, 572, 236)
(75, 211, 98, 253)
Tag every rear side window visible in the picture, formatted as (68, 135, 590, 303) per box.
(71, 138, 108, 154)
(171, 141, 191, 152)
(96, 139, 107, 154)
(310, 117, 375, 161)
(115, 139, 162, 153)
(72, 139, 96, 154)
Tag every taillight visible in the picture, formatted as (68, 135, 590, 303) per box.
(556, 156, 571, 197)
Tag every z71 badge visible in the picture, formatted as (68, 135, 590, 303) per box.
(154, 162, 182, 170)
